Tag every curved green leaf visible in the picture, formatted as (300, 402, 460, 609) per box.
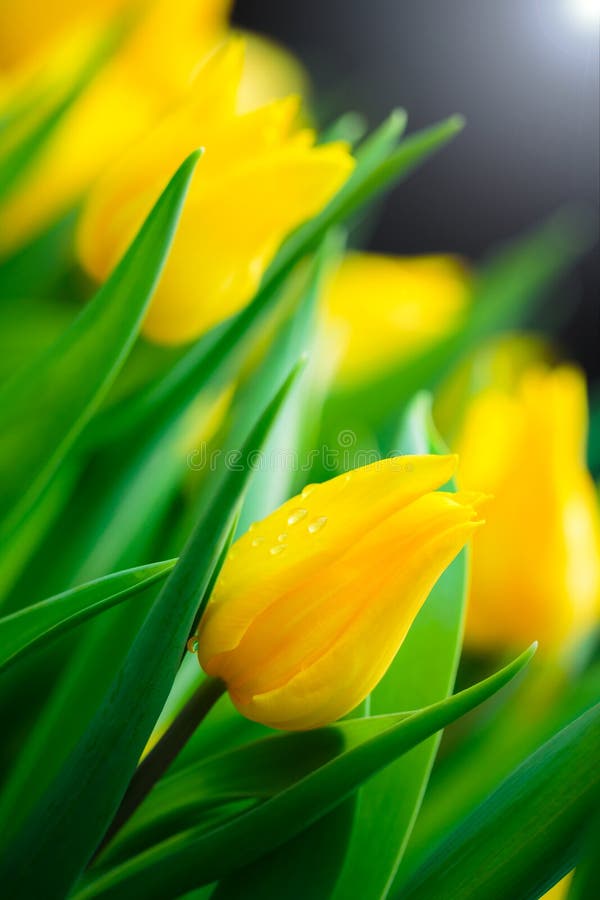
(0, 150, 201, 542)
(0, 560, 174, 674)
(75, 647, 535, 900)
(399, 702, 600, 900)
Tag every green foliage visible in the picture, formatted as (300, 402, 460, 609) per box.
(399, 702, 600, 900)
(0, 76, 592, 900)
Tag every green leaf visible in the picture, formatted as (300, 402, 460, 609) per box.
(399, 702, 600, 900)
(101, 716, 403, 866)
(0, 460, 78, 603)
(0, 150, 201, 542)
(568, 806, 600, 899)
(332, 393, 468, 899)
(0, 560, 174, 674)
(75, 647, 535, 900)
(0, 211, 77, 301)
(0, 362, 303, 899)
(402, 658, 600, 880)
(329, 215, 591, 431)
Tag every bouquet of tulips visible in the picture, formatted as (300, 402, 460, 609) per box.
(0, 2, 598, 898)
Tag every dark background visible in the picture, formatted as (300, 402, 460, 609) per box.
(233, 0, 599, 380)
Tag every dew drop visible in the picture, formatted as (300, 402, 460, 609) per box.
(287, 507, 307, 525)
(187, 636, 199, 654)
(307, 516, 328, 534)
(270, 544, 287, 555)
(301, 483, 316, 499)
(251, 536, 265, 547)
(277, 532, 288, 543)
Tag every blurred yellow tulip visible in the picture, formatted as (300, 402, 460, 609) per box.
(0, 0, 231, 252)
(459, 366, 600, 653)
(237, 31, 311, 114)
(433, 332, 553, 443)
(0, 0, 128, 72)
(196, 455, 484, 730)
(78, 40, 354, 344)
(323, 252, 471, 387)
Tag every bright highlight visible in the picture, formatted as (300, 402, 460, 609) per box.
(569, 0, 600, 25)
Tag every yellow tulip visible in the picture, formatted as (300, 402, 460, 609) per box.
(324, 252, 471, 387)
(196, 455, 484, 730)
(0, 0, 128, 73)
(459, 366, 600, 653)
(236, 31, 311, 114)
(0, 0, 231, 252)
(77, 40, 354, 344)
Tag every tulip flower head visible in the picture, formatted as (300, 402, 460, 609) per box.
(197, 455, 484, 730)
(0, 0, 233, 252)
(459, 366, 600, 654)
(324, 252, 471, 387)
(77, 40, 354, 344)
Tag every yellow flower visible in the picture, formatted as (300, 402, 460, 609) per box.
(236, 31, 310, 114)
(0, 0, 231, 253)
(323, 252, 471, 387)
(0, 0, 129, 73)
(196, 455, 484, 730)
(77, 40, 354, 345)
(459, 366, 600, 653)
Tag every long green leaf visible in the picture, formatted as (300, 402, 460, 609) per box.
(399, 703, 600, 900)
(332, 393, 468, 899)
(0, 362, 303, 899)
(75, 647, 535, 900)
(101, 715, 408, 866)
(0, 150, 201, 541)
(0, 560, 174, 673)
(402, 658, 600, 880)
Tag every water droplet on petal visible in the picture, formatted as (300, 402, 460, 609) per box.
(307, 516, 328, 534)
(287, 507, 307, 525)
(270, 544, 287, 555)
(277, 532, 288, 543)
(301, 484, 317, 499)
(251, 536, 265, 547)
(187, 636, 199, 654)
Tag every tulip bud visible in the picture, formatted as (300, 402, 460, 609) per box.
(197, 455, 484, 730)
(77, 40, 354, 345)
(459, 366, 600, 653)
(0, 0, 232, 253)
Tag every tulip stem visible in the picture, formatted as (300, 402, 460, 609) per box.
(92, 675, 226, 863)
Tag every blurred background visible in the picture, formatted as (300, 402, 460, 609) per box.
(234, 0, 600, 380)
